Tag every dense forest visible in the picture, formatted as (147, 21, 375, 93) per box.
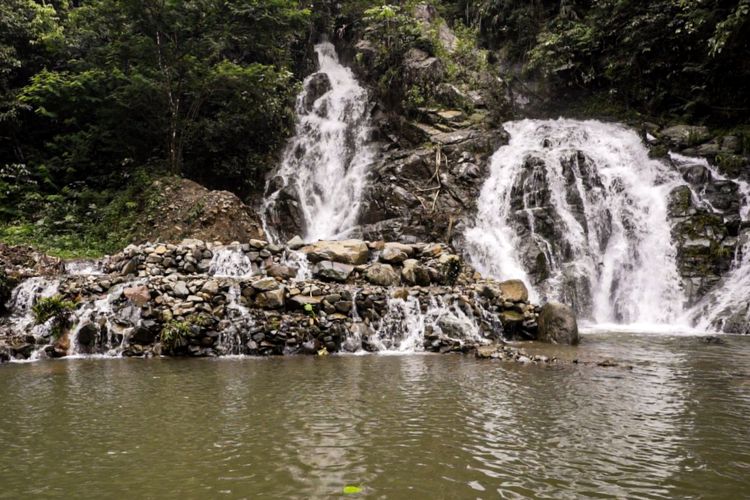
(1, 0, 748, 256)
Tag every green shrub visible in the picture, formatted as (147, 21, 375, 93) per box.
(32, 295, 76, 338)
(160, 320, 191, 353)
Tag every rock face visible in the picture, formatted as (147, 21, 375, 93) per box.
(537, 302, 579, 345)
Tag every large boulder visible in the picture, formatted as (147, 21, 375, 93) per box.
(537, 302, 579, 345)
(302, 240, 370, 265)
(499, 280, 529, 303)
(365, 263, 400, 286)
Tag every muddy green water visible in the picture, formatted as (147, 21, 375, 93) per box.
(1, 333, 749, 499)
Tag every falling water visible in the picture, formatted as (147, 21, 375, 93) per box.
(465, 119, 687, 325)
(209, 247, 255, 278)
(263, 41, 376, 242)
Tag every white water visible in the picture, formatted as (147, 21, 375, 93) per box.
(368, 296, 487, 353)
(209, 247, 255, 278)
(465, 119, 688, 326)
(263, 42, 375, 242)
(5, 277, 61, 332)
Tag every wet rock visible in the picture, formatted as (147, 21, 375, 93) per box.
(121, 258, 139, 276)
(537, 302, 579, 345)
(365, 263, 400, 286)
(201, 280, 220, 295)
(76, 323, 99, 346)
(302, 73, 331, 112)
(286, 235, 305, 250)
(0, 346, 10, 363)
(312, 261, 354, 282)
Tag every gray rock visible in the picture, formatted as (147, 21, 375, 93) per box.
(660, 125, 711, 147)
(313, 260, 354, 282)
(286, 235, 305, 250)
(537, 302, 579, 345)
(121, 258, 139, 276)
(173, 281, 190, 299)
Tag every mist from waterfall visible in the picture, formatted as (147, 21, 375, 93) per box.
(263, 42, 375, 243)
(465, 119, 688, 326)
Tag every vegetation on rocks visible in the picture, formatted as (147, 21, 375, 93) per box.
(31, 295, 75, 337)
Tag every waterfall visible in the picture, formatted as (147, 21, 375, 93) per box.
(263, 41, 376, 242)
(465, 119, 687, 326)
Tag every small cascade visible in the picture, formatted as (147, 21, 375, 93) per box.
(367, 296, 487, 353)
(215, 284, 254, 355)
(688, 234, 750, 333)
(465, 119, 688, 325)
(209, 247, 255, 278)
(5, 277, 61, 332)
(64, 259, 104, 276)
(68, 281, 143, 356)
(279, 250, 312, 282)
(262, 41, 376, 242)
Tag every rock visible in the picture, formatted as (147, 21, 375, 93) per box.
(201, 280, 220, 295)
(121, 258, 139, 276)
(286, 235, 305, 250)
(312, 260, 354, 282)
(302, 73, 331, 112)
(130, 325, 157, 345)
(251, 277, 279, 292)
(124, 285, 150, 306)
(403, 48, 444, 83)
(290, 295, 324, 308)
(266, 264, 297, 280)
(255, 289, 285, 309)
(380, 242, 413, 263)
(402, 259, 430, 286)
(660, 125, 711, 148)
(364, 263, 400, 286)
(302, 239, 370, 265)
(172, 281, 190, 299)
(76, 323, 99, 346)
(537, 302, 579, 345)
(0, 346, 10, 363)
(499, 280, 529, 303)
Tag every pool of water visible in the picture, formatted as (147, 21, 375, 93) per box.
(1, 333, 749, 498)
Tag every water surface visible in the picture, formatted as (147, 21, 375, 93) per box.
(1, 333, 749, 498)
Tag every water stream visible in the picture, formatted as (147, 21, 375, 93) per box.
(464, 119, 748, 331)
(262, 42, 376, 242)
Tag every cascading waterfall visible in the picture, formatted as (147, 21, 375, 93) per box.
(262, 41, 376, 242)
(465, 119, 688, 326)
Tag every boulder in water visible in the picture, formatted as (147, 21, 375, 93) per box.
(499, 280, 529, 303)
(77, 323, 99, 347)
(537, 302, 579, 345)
(302, 240, 369, 265)
(302, 73, 331, 112)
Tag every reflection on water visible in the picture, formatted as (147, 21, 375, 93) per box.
(0, 334, 749, 499)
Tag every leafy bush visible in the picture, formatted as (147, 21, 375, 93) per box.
(160, 320, 191, 353)
(32, 295, 76, 338)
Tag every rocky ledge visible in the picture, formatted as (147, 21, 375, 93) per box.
(0, 238, 578, 363)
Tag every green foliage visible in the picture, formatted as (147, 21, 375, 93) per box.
(32, 295, 76, 337)
(463, 0, 750, 122)
(160, 320, 191, 353)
